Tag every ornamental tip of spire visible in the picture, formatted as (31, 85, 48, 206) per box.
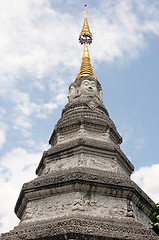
(79, 5, 92, 45)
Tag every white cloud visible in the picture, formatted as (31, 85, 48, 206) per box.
(55, 93, 67, 106)
(0, 0, 80, 85)
(90, 0, 159, 63)
(134, 137, 146, 150)
(10, 89, 58, 136)
(0, 147, 42, 233)
(117, 123, 132, 146)
(0, 0, 158, 142)
(43, 102, 57, 112)
(0, 0, 158, 88)
(132, 164, 159, 203)
(0, 130, 5, 150)
(0, 0, 159, 234)
(0, 107, 5, 116)
(0, 119, 7, 150)
(14, 116, 32, 129)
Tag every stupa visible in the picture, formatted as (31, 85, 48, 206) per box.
(1, 6, 159, 240)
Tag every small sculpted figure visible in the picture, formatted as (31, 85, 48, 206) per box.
(67, 76, 103, 102)
(99, 89, 103, 102)
(68, 83, 78, 101)
(80, 79, 98, 97)
(57, 132, 64, 143)
(72, 192, 84, 211)
(45, 165, 51, 175)
(24, 202, 33, 220)
(78, 153, 86, 166)
(78, 125, 86, 137)
(127, 200, 134, 218)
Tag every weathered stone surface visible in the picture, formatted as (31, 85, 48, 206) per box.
(36, 137, 134, 175)
(20, 191, 152, 229)
(38, 151, 130, 177)
(1, 74, 158, 240)
(15, 167, 155, 221)
(1, 216, 159, 240)
(49, 97, 122, 146)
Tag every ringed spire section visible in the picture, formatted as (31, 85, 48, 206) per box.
(77, 42, 94, 79)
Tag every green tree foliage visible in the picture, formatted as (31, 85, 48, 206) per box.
(150, 203, 159, 235)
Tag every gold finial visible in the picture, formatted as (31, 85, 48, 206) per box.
(83, 4, 87, 19)
(79, 5, 92, 44)
(77, 6, 94, 79)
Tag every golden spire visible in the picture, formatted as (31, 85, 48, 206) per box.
(77, 5, 94, 79)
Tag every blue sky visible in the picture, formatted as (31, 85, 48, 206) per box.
(0, 0, 159, 233)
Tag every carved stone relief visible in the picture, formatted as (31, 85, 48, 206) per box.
(56, 131, 77, 144)
(80, 79, 98, 97)
(86, 100, 98, 110)
(78, 153, 86, 167)
(42, 155, 79, 174)
(21, 192, 128, 224)
(117, 163, 129, 177)
(67, 84, 78, 101)
(40, 153, 129, 177)
(67, 77, 103, 102)
(72, 192, 84, 211)
(40, 153, 119, 176)
(56, 133, 65, 144)
(127, 199, 134, 218)
(78, 125, 87, 138)
(23, 202, 33, 220)
(88, 155, 117, 172)
(56, 126, 114, 146)
(132, 202, 152, 229)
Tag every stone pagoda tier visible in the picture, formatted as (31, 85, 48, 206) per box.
(1, 6, 159, 240)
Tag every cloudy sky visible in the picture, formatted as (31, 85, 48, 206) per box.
(0, 0, 159, 233)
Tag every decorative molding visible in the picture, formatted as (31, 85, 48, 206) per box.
(39, 152, 130, 177)
(21, 193, 130, 224)
(15, 168, 155, 220)
(1, 216, 158, 240)
(55, 125, 116, 147)
(48, 97, 123, 146)
(132, 202, 152, 229)
(44, 138, 134, 172)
